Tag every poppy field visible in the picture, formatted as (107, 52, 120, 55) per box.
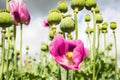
(0, 0, 120, 80)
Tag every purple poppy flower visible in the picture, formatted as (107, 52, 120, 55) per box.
(42, 19, 49, 27)
(8, 0, 30, 25)
(50, 34, 88, 70)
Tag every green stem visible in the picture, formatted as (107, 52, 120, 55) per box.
(74, 12, 78, 40)
(97, 25, 100, 51)
(113, 31, 118, 80)
(6, 0, 9, 80)
(66, 69, 69, 80)
(58, 65, 61, 80)
(104, 33, 106, 55)
(1, 28, 6, 80)
(6, 29, 10, 80)
(92, 8, 97, 80)
(13, 25, 17, 80)
(20, 23, 23, 79)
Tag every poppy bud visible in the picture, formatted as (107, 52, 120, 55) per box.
(85, 14, 91, 22)
(85, 0, 96, 10)
(47, 10, 61, 26)
(95, 13, 103, 24)
(60, 17, 75, 33)
(41, 43, 49, 52)
(71, 0, 85, 12)
(57, 1, 68, 13)
(102, 22, 108, 30)
(0, 11, 14, 27)
(49, 31, 55, 40)
(110, 22, 117, 30)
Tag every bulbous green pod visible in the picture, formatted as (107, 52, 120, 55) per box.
(41, 43, 49, 52)
(95, 13, 103, 24)
(26, 45, 29, 50)
(85, 27, 93, 34)
(57, 1, 68, 13)
(47, 10, 61, 26)
(9, 26, 14, 32)
(60, 17, 75, 33)
(0, 12, 14, 27)
(71, 0, 85, 12)
(102, 22, 108, 30)
(110, 22, 117, 30)
(85, 0, 96, 10)
(49, 31, 55, 40)
(95, 6, 100, 13)
(85, 14, 91, 22)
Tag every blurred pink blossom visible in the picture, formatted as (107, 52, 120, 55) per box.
(8, 0, 30, 25)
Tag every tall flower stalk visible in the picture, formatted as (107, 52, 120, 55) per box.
(113, 31, 118, 80)
(20, 23, 23, 78)
(92, 8, 97, 80)
(6, 29, 10, 80)
(0, 28, 6, 80)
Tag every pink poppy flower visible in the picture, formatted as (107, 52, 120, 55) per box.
(50, 34, 88, 70)
(8, 0, 30, 25)
(42, 19, 49, 27)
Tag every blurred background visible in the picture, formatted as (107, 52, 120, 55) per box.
(0, 0, 120, 67)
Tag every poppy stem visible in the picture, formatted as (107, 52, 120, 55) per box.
(20, 23, 23, 79)
(58, 64, 61, 80)
(74, 11, 78, 40)
(0, 28, 6, 80)
(13, 25, 17, 80)
(92, 8, 97, 80)
(6, 28, 10, 80)
(113, 31, 118, 80)
(66, 69, 69, 80)
(104, 32, 107, 57)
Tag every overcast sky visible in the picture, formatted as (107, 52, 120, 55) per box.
(0, 0, 120, 66)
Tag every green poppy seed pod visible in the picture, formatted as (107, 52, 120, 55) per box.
(110, 22, 117, 30)
(71, 0, 85, 12)
(85, 27, 91, 34)
(57, 1, 68, 13)
(9, 26, 14, 32)
(33, 58, 36, 61)
(85, 0, 96, 10)
(86, 27, 94, 34)
(60, 17, 75, 33)
(101, 30, 107, 33)
(47, 10, 61, 26)
(95, 13, 103, 24)
(5, 33, 9, 40)
(16, 50, 20, 56)
(85, 14, 91, 22)
(26, 45, 29, 50)
(41, 43, 49, 52)
(0, 12, 14, 27)
(102, 22, 108, 30)
(95, 6, 100, 13)
(49, 31, 55, 40)
(106, 43, 112, 51)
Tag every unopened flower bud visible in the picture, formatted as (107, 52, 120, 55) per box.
(95, 6, 100, 13)
(49, 31, 55, 40)
(57, 1, 68, 13)
(26, 45, 29, 50)
(47, 10, 61, 26)
(85, 0, 96, 10)
(110, 22, 117, 30)
(95, 13, 103, 24)
(41, 43, 49, 52)
(60, 17, 75, 33)
(85, 14, 91, 22)
(71, 0, 85, 12)
(102, 22, 108, 30)
(0, 11, 14, 27)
